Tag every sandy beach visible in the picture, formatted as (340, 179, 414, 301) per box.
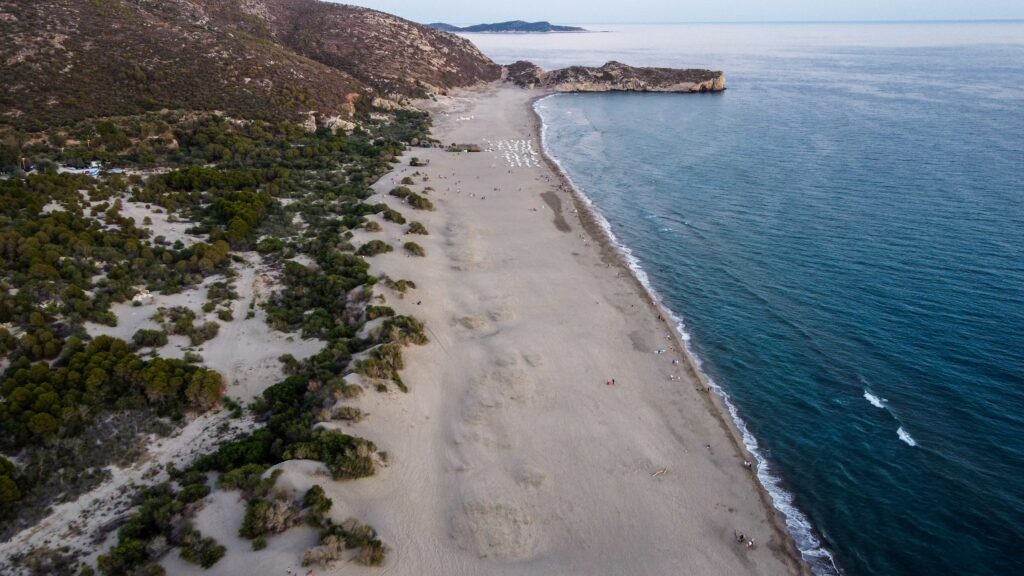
(158, 84, 807, 576)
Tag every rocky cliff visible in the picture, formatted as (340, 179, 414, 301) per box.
(505, 60, 726, 93)
(0, 0, 501, 129)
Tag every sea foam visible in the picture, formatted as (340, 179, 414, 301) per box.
(898, 427, 917, 447)
(864, 390, 887, 409)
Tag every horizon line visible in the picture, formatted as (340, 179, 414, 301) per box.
(435, 18, 1024, 26)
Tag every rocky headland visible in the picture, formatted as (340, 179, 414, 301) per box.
(430, 21, 589, 33)
(504, 60, 727, 93)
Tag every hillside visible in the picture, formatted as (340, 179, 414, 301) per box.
(429, 20, 588, 33)
(0, 0, 501, 130)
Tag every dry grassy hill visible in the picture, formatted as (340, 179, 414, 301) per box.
(0, 0, 501, 130)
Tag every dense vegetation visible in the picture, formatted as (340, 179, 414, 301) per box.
(0, 173, 233, 337)
(0, 336, 223, 451)
(1, 98, 432, 572)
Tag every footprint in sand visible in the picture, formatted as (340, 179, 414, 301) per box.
(450, 245, 483, 271)
(446, 224, 484, 271)
(461, 367, 536, 421)
(488, 305, 516, 323)
(451, 501, 539, 560)
(494, 354, 519, 368)
(493, 368, 537, 402)
(522, 352, 545, 368)
(515, 465, 549, 489)
(457, 314, 493, 334)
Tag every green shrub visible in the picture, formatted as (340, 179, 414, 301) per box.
(179, 526, 226, 568)
(356, 240, 392, 257)
(189, 321, 220, 345)
(207, 282, 239, 303)
(357, 343, 404, 383)
(304, 484, 332, 526)
(403, 242, 425, 257)
(383, 278, 416, 293)
(0, 456, 22, 510)
(257, 237, 287, 254)
(405, 193, 433, 211)
(332, 406, 364, 422)
(407, 221, 428, 235)
(218, 465, 279, 497)
(239, 498, 273, 539)
(381, 207, 406, 225)
(132, 329, 168, 349)
(364, 306, 394, 321)
(177, 483, 211, 504)
(283, 430, 376, 480)
(363, 220, 381, 232)
(389, 186, 433, 210)
(381, 316, 428, 346)
(389, 186, 412, 199)
(309, 518, 387, 567)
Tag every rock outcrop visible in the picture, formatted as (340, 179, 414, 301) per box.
(505, 60, 726, 93)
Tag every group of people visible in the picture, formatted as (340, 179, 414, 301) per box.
(734, 531, 756, 549)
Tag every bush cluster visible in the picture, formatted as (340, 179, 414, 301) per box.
(0, 336, 223, 451)
(96, 473, 223, 574)
(388, 186, 434, 211)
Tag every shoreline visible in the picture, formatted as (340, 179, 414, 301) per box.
(528, 92, 826, 575)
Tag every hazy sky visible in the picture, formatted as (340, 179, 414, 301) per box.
(334, 1, 1024, 24)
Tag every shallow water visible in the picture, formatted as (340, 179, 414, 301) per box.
(469, 23, 1024, 576)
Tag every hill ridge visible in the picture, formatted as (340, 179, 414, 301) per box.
(0, 0, 502, 130)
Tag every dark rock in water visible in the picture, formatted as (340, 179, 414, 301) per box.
(505, 60, 726, 93)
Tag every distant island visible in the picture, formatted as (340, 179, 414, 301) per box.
(429, 20, 589, 33)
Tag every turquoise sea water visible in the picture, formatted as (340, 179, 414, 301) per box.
(467, 23, 1024, 575)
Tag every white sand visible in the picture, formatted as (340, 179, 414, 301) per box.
(170, 85, 806, 575)
(86, 252, 322, 403)
(118, 198, 196, 247)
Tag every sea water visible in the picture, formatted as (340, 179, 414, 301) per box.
(466, 23, 1024, 576)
